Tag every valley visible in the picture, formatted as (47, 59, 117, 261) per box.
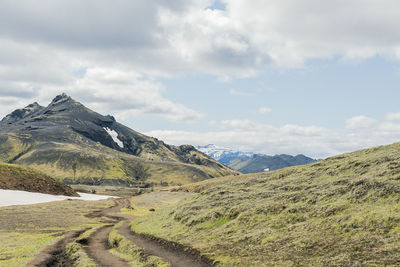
(0, 96, 399, 266)
(1, 1, 399, 266)
(2, 141, 400, 266)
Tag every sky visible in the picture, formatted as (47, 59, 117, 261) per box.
(1, 0, 400, 158)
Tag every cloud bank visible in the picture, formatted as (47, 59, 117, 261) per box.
(147, 114, 400, 158)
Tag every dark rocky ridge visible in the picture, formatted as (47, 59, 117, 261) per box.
(0, 93, 237, 185)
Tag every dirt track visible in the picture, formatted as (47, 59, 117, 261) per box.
(82, 198, 133, 267)
(85, 225, 130, 267)
(27, 228, 89, 267)
(118, 221, 211, 267)
(30, 196, 213, 267)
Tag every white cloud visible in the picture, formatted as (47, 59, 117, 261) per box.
(209, 120, 217, 126)
(147, 114, 400, 158)
(1, 0, 400, 105)
(223, 0, 400, 67)
(220, 119, 261, 131)
(385, 112, 400, 121)
(1, 0, 400, 80)
(69, 68, 205, 123)
(258, 107, 272, 114)
(345, 115, 377, 130)
(0, 65, 204, 123)
(146, 124, 344, 158)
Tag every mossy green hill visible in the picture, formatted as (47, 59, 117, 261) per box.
(131, 142, 400, 266)
(0, 94, 237, 186)
(0, 162, 77, 196)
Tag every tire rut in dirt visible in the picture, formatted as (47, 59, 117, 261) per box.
(118, 221, 213, 267)
(27, 228, 89, 267)
(84, 224, 130, 267)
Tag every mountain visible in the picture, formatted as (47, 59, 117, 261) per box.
(0, 162, 77, 196)
(198, 144, 316, 173)
(197, 144, 259, 165)
(132, 141, 400, 266)
(229, 154, 317, 173)
(0, 94, 237, 186)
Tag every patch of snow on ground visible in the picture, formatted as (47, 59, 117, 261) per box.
(0, 189, 117, 207)
(103, 127, 124, 148)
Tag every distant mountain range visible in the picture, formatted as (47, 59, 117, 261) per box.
(197, 144, 261, 165)
(0, 94, 237, 186)
(198, 144, 317, 173)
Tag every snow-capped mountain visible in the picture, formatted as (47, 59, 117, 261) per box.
(197, 144, 260, 165)
(198, 144, 317, 173)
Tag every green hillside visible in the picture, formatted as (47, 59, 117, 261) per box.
(131, 142, 400, 266)
(0, 162, 77, 196)
(0, 94, 237, 186)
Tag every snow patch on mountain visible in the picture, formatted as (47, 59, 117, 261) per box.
(197, 144, 259, 165)
(103, 127, 124, 148)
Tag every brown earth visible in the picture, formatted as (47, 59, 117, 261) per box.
(85, 225, 130, 267)
(0, 162, 78, 196)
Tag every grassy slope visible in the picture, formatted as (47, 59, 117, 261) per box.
(0, 161, 77, 196)
(131, 142, 400, 266)
(0, 133, 236, 186)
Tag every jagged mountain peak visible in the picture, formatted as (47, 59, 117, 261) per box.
(27, 102, 41, 108)
(46, 93, 78, 111)
(1, 101, 45, 124)
(51, 93, 72, 104)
